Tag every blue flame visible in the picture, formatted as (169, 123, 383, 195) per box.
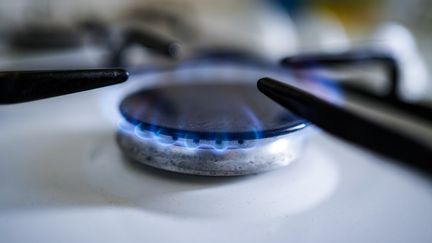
(118, 119, 267, 153)
(115, 58, 343, 153)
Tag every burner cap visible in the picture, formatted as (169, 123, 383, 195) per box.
(120, 83, 307, 142)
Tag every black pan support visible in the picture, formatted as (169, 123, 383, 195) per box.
(281, 50, 432, 122)
(258, 77, 432, 177)
(0, 69, 129, 104)
(282, 50, 399, 98)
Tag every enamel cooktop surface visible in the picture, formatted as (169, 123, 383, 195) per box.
(1, 84, 431, 243)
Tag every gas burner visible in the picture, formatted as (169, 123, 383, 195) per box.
(9, 24, 84, 51)
(116, 64, 309, 176)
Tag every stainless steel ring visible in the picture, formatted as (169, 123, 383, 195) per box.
(117, 122, 308, 176)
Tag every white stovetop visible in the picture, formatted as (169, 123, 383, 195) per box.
(0, 81, 431, 243)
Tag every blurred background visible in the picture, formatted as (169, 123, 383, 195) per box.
(0, 0, 431, 101)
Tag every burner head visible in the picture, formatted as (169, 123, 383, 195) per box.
(114, 60, 313, 176)
(119, 83, 307, 142)
(117, 82, 309, 176)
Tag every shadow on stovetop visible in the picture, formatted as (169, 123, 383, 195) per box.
(0, 128, 345, 220)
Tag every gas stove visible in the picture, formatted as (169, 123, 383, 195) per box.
(1, 10, 432, 243)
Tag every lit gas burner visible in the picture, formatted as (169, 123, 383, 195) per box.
(116, 61, 310, 176)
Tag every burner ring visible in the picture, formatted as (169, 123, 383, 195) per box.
(116, 125, 308, 176)
(116, 61, 310, 176)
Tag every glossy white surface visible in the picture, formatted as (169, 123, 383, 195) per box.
(1, 88, 431, 243)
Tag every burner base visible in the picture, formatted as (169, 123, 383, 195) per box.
(116, 127, 308, 176)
